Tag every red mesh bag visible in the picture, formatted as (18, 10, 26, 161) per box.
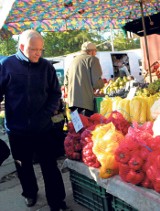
(115, 122, 153, 186)
(146, 150, 160, 192)
(64, 131, 82, 161)
(89, 113, 108, 125)
(80, 124, 100, 168)
(82, 141, 101, 168)
(137, 121, 153, 135)
(79, 113, 90, 128)
(67, 121, 75, 133)
(149, 136, 160, 151)
(80, 124, 97, 147)
(67, 114, 91, 133)
(105, 111, 130, 135)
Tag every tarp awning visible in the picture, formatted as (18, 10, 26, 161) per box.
(0, 0, 160, 38)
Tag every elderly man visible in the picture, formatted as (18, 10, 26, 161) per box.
(64, 41, 104, 117)
(0, 29, 70, 211)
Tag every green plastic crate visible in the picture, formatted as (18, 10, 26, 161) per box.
(94, 97, 104, 113)
(112, 196, 138, 211)
(69, 170, 112, 211)
(0, 110, 5, 126)
(0, 116, 4, 126)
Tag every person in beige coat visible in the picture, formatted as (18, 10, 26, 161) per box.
(64, 41, 104, 116)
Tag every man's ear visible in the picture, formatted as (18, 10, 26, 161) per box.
(19, 44, 24, 51)
(87, 50, 91, 55)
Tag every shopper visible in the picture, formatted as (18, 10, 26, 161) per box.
(0, 29, 70, 211)
(119, 63, 130, 77)
(64, 41, 104, 117)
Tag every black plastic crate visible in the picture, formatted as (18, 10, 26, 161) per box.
(112, 196, 138, 211)
(69, 169, 112, 211)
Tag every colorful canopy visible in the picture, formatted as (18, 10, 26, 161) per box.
(0, 0, 160, 38)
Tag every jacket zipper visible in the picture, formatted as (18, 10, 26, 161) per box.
(27, 63, 31, 126)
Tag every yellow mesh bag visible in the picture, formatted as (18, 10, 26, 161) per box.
(130, 96, 147, 124)
(92, 122, 124, 178)
(116, 98, 131, 122)
(111, 97, 122, 112)
(147, 96, 160, 121)
(100, 96, 112, 118)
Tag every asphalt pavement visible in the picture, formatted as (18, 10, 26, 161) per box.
(0, 128, 90, 211)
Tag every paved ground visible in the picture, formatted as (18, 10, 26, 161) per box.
(0, 129, 90, 211)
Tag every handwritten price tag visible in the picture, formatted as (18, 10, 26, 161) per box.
(70, 110, 84, 133)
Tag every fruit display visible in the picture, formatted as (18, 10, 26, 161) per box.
(94, 78, 108, 97)
(93, 77, 160, 98)
(135, 79, 160, 97)
(64, 73, 160, 194)
(104, 76, 129, 97)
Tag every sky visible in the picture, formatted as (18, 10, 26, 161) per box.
(0, 0, 15, 30)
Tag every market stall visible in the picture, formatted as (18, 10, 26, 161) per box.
(0, 1, 160, 210)
(63, 77, 160, 211)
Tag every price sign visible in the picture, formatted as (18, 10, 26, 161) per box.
(126, 87, 137, 100)
(70, 110, 84, 133)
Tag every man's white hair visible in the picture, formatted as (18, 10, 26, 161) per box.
(18, 29, 43, 48)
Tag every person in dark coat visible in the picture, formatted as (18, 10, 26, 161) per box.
(0, 138, 10, 166)
(0, 29, 70, 211)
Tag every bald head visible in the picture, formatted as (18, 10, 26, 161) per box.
(18, 29, 43, 47)
(18, 29, 44, 63)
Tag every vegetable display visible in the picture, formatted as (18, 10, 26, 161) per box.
(100, 95, 160, 123)
(64, 92, 160, 193)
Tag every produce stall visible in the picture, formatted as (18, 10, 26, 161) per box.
(63, 77, 160, 211)
(62, 158, 160, 211)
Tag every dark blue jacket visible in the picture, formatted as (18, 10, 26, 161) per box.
(0, 50, 61, 135)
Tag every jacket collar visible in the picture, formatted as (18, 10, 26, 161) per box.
(16, 49, 30, 62)
(80, 51, 88, 56)
(15, 50, 41, 65)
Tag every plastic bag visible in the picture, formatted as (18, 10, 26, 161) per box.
(130, 96, 147, 124)
(92, 123, 124, 178)
(152, 115, 160, 137)
(151, 98, 160, 120)
(115, 122, 153, 186)
(147, 96, 159, 121)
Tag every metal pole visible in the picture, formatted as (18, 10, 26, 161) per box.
(110, 28, 115, 52)
(140, 0, 152, 83)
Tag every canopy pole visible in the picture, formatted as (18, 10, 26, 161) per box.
(140, 0, 152, 83)
(110, 28, 114, 52)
